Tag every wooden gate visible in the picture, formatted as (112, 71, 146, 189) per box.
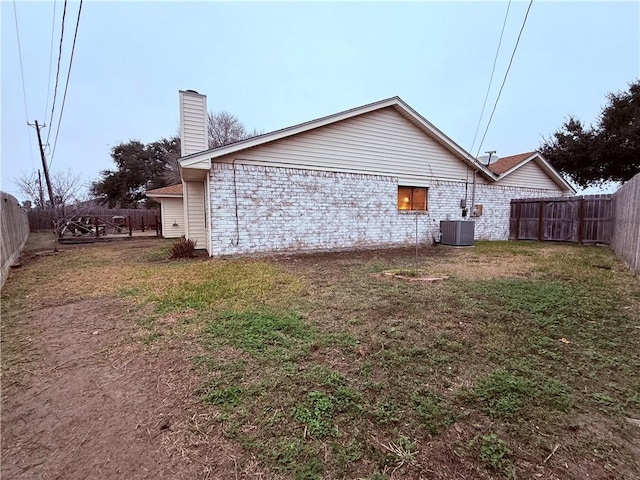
(510, 195, 612, 244)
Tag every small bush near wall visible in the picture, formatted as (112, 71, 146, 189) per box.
(170, 236, 197, 259)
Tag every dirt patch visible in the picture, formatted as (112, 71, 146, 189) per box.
(1, 297, 266, 479)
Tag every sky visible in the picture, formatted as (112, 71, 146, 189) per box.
(2, 0, 639, 202)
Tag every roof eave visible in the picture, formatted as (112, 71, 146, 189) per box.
(146, 193, 183, 199)
(497, 152, 576, 193)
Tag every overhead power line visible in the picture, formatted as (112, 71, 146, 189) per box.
(44, 0, 58, 124)
(12, 0, 36, 167)
(469, 0, 512, 155)
(474, 0, 534, 160)
(46, 0, 68, 146)
(50, 0, 83, 166)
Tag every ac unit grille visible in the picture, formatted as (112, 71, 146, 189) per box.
(440, 220, 475, 246)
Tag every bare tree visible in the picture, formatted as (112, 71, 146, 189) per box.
(15, 169, 92, 251)
(15, 169, 86, 209)
(207, 111, 262, 148)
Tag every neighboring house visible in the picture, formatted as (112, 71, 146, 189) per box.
(151, 90, 574, 256)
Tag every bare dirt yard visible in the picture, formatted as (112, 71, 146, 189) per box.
(1, 234, 639, 479)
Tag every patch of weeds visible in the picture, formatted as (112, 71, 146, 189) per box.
(380, 326, 406, 340)
(334, 386, 364, 415)
(385, 268, 421, 277)
(303, 365, 347, 388)
(372, 398, 401, 424)
(154, 261, 302, 313)
(365, 472, 388, 480)
(119, 286, 142, 297)
(475, 433, 512, 473)
(376, 347, 450, 375)
(318, 331, 360, 349)
(192, 355, 246, 375)
(269, 437, 324, 479)
(358, 360, 373, 378)
(140, 331, 162, 344)
(410, 390, 454, 434)
(143, 245, 172, 262)
(368, 263, 391, 273)
(474, 368, 572, 419)
(192, 354, 219, 370)
(333, 439, 363, 467)
(293, 391, 335, 438)
(203, 384, 244, 409)
(477, 369, 533, 416)
(474, 369, 533, 418)
(202, 311, 314, 357)
(626, 391, 640, 409)
(590, 392, 624, 415)
(381, 436, 418, 471)
(539, 379, 573, 412)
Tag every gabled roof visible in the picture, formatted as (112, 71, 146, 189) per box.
(180, 96, 498, 180)
(489, 151, 576, 193)
(488, 152, 536, 175)
(146, 184, 183, 198)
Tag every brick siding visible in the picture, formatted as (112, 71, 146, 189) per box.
(208, 163, 564, 256)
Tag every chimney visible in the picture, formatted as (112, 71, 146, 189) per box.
(179, 90, 208, 157)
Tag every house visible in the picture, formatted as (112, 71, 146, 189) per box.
(147, 90, 574, 256)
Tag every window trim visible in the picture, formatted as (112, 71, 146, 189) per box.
(397, 186, 428, 211)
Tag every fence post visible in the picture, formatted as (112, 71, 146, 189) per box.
(128, 216, 132, 237)
(156, 215, 160, 236)
(537, 202, 544, 242)
(141, 217, 145, 232)
(577, 198, 585, 245)
(515, 202, 521, 241)
(94, 217, 99, 237)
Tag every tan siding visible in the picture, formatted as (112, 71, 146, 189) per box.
(161, 198, 185, 238)
(495, 161, 563, 191)
(180, 91, 208, 156)
(185, 181, 207, 248)
(222, 107, 473, 184)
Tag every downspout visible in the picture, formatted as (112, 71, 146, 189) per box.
(230, 159, 240, 246)
(470, 170, 477, 220)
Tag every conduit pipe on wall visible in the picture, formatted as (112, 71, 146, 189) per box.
(230, 159, 241, 246)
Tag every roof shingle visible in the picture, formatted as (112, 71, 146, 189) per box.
(488, 151, 537, 175)
(146, 184, 183, 196)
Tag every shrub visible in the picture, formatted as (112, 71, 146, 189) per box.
(170, 236, 196, 259)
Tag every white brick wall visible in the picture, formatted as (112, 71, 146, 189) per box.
(208, 163, 566, 256)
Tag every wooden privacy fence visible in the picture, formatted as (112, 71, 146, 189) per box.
(509, 195, 613, 244)
(1, 192, 30, 288)
(29, 208, 159, 232)
(611, 173, 640, 273)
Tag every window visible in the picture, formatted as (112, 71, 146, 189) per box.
(397, 186, 427, 211)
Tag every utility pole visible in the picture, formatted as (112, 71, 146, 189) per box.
(32, 121, 59, 252)
(34, 120, 55, 210)
(37, 169, 45, 208)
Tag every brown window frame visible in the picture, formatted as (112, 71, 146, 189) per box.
(397, 186, 428, 211)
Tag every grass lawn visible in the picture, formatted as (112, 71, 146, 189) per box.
(2, 236, 639, 479)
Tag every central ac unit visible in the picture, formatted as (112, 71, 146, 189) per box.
(440, 220, 475, 246)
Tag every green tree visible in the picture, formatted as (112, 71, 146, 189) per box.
(92, 112, 260, 208)
(91, 137, 180, 208)
(540, 80, 640, 188)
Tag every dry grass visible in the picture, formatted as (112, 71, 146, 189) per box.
(3, 237, 639, 480)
